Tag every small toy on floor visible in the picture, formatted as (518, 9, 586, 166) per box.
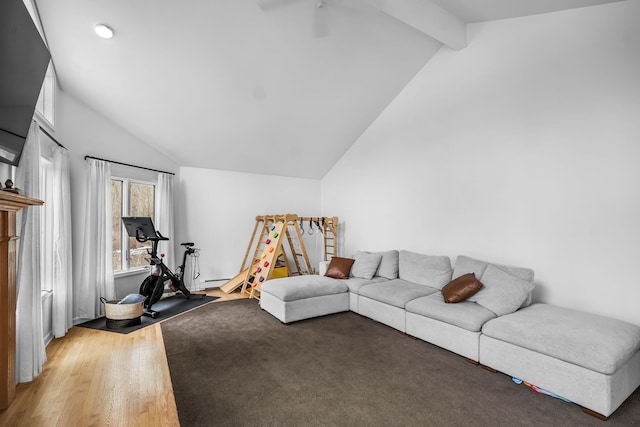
(512, 377, 572, 403)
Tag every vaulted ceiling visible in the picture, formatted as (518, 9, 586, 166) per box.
(35, 0, 622, 178)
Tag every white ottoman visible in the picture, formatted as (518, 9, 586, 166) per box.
(479, 303, 640, 419)
(260, 275, 349, 323)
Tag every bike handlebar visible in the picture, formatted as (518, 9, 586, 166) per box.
(135, 228, 169, 243)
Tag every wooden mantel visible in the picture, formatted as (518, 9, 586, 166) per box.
(0, 191, 43, 410)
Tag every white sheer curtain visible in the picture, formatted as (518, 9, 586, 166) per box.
(15, 120, 46, 383)
(51, 146, 73, 337)
(75, 158, 114, 320)
(155, 173, 175, 267)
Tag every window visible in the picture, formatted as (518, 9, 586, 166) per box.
(36, 62, 55, 126)
(24, 0, 56, 127)
(40, 155, 54, 291)
(112, 178, 155, 273)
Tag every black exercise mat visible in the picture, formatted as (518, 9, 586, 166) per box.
(77, 295, 219, 334)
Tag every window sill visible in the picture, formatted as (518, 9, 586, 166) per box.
(114, 268, 150, 279)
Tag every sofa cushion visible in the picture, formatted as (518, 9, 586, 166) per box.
(325, 257, 355, 279)
(406, 293, 496, 332)
(373, 250, 400, 279)
(471, 265, 534, 316)
(398, 251, 452, 289)
(351, 251, 383, 280)
(441, 273, 483, 303)
(482, 303, 640, 375)
(453, 255, 534, 283)
(453, 255, 535, 308)
(359, 279, 438, 309)
(261, 276, 348, 302)
(343, 276, 387, 294)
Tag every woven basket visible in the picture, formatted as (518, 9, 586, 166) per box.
(100, 298, 144, 329)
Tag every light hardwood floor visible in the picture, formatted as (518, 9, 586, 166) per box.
(0, 290, 247, 427)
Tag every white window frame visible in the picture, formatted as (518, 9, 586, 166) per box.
(39, 154, 54, 291)
(112, 176, 156, 276)
(35, 62, 55, 127)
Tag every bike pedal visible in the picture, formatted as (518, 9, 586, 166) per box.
(143, 310, 160, 318)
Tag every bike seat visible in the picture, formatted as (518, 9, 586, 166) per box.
(181, 242, 194, 247)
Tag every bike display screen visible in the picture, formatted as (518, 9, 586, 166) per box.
(122, 216, 157, 240)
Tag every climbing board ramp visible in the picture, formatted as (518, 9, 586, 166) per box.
(242, 221, 286, 299)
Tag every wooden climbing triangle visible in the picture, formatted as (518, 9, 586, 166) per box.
(220, 214, 339, 299)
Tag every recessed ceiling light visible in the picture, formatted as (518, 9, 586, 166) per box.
(94, 24, 114, 39)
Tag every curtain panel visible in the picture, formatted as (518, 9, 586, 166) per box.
(155, 173, 175, 268)
(51, 146, 73, 337)
(15, 120, 46, 383)
(75, 158, 114, 321)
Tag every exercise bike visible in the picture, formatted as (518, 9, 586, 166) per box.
(122, 216, 199, 318)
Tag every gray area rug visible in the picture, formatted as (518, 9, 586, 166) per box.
(161, 299, 640, 426)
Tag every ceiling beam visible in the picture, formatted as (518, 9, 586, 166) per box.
(379, 0, 467, 50)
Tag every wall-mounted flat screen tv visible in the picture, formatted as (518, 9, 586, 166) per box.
(0, 0, 51, 166)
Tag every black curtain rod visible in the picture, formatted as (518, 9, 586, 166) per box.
(39, 126, 67, 150)
(84, 155, 176, 176)
(1, 125, 67, 150)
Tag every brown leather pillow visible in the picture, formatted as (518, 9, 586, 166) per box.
(442, 273, 483, 303)
(325, 257, 355, 279)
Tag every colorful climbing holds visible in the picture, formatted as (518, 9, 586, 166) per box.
(268, 247, 274, 253)
(259, 276, 265, 282)
(273, 232, 279, 238)
(265, 239, 271, 245)
(261, 252, 267, 259)
(270, 225, 276, 231)
(264, 261, 269, 267)
(256, 267, 262, 273)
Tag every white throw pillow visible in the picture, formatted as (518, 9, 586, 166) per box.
(473, 264, 535, 316)
(373, 250, 399, 279)
(351, 251, 383, 280)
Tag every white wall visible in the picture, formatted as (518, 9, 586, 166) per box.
(53, 91, 180, 305)
(321, 1, 640, 325)
(178, 166, 321, 286)
(49, 89, 323, 308)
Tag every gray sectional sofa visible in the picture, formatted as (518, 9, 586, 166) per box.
(259, 250, 640, 420)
